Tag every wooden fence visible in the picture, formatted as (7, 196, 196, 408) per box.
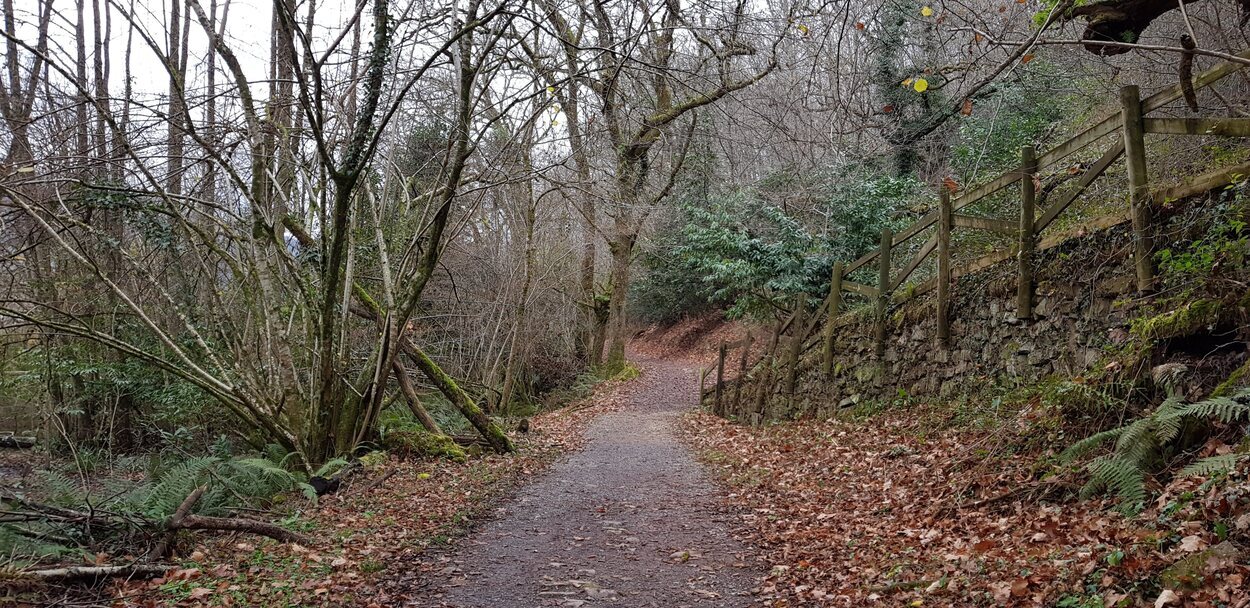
(701, 48, 1250, 424)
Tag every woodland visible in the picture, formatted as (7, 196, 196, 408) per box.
(1, 0, 1250, 605)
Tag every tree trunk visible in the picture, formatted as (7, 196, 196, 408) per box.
(603, 234, 634, 373)
(392, 359, 442, 434)
(1070, 0, 1201, 56)
(404, 340, 514, 454)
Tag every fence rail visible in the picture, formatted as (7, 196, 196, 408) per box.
(701, 47, 1250, 421)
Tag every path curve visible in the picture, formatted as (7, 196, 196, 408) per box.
(432, 357, 761, 607)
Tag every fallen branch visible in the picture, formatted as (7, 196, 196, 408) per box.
(356, 470, 397, 495)
(452, 434, 489, 448)
(175, 514, 310, 545)
(149, 485, 206, 559)
(3, 488, 311, 551)
(19, 564, 171, 581)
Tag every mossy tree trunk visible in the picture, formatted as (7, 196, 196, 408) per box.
(404, 340, 514, 454)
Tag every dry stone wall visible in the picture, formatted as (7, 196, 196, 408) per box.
(756, 223, 1148, 420)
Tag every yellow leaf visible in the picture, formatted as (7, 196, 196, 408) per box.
(913, 78, 929, 93)
(902, 78, 913, 86)
(920, 6, 933, 17)
(797, 23, 809, 35)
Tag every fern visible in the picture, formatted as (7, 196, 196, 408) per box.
(314, 457, 351, 478)
(1060, 427, 1125, 462)
(36, 470, 86, 507)
(1062, 388, 1250, 513)
(0, 526, 82, 565)
(1174, 395, 1250, 424)
(133, 453, 311, 518)
(138, 456, 220, 518)
(1178, 453, 1245, 478)
(1113, 416, 1160, 466)
(1081, 456, 1147, 514)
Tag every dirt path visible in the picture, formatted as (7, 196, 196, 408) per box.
(429, 357, 762, 607)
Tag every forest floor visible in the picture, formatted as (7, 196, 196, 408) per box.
(680, 407, 1250, 608)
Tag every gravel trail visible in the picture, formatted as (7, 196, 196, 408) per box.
(431, 357, 762, 607)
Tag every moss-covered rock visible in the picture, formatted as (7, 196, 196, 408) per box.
(1214, 358, 1250, 396)
(1129, 299, 1222, 341)
(382, 427, 467, 462)
(1158, 541, 1241, 590)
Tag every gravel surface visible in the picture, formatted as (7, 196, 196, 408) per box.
(431, 357, 762, 607)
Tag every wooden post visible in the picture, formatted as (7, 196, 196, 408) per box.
(753, 318, 784, 421)
(784, 294, 807, 403)
(936, 190, 952, 346)
(1017, 145, 1037, 319)
(733, 331, 753, 414)
(714, 341, 726, 414)
(821, 262, 844, 375)
(874, 227, 892, 360)
(698, 367, 706, 406)
(1120, 84, 1155, 293)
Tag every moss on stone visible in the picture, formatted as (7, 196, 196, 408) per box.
(382, 427, 467, 462)
(611, 361, 641, 382)
(1128, 299, 1222, 341)
(1159, 541, 1241, 590)
(1213, 358, 1250, 397)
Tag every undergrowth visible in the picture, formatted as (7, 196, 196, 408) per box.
(1059, 387, 1250, 514)
(0, 448, 347, 567)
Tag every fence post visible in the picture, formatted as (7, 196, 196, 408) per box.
(937, 190, 952, 346)
(714, 341, 726, 414)
(698, 367, 706, 406)
(733, 331, 753, 415)
(874, 227, 892, 360)
(1017, 145, 1037, 319)
(785, 294, 807, 404)
(821, 261, 844, 375)
(1120, 84, 1155, 293)
(753, 317, 784, 423)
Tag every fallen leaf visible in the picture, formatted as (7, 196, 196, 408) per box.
(1155, 589, 1179, 607)
(1179, 535, 1205, 552)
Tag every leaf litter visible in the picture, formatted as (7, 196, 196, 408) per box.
(679, 410, 1250, 607)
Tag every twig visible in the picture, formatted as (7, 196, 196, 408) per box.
(867, 579, 932, 594)
(958, 479, 1078, 511)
